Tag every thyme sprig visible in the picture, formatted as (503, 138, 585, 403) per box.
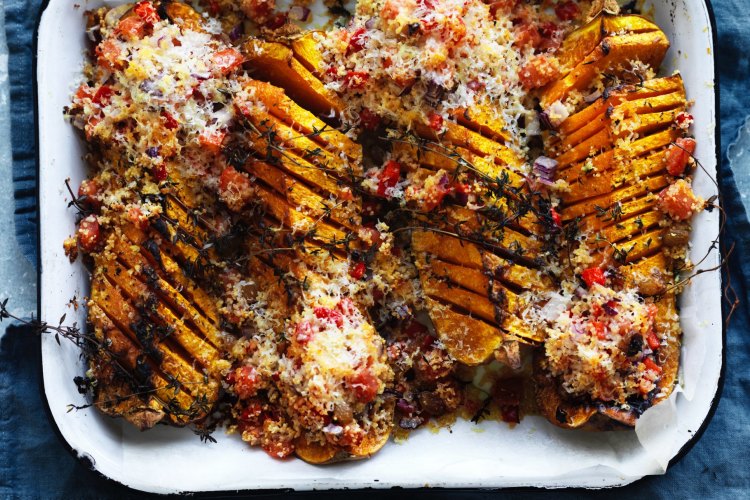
(0, 298, 219, 439)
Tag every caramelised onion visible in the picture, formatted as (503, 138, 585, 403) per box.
(289, 6, 311, 22)
(533, 156, 558, 185)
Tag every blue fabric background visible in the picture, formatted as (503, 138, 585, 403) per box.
(1, 0, 748, 498)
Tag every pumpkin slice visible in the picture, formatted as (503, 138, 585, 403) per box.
(242, 38, 345, 118)
(541, 30, 669, 110)
(240, 79, 360, 161)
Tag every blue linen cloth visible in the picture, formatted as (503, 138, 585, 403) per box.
(1, 0, 748, 498)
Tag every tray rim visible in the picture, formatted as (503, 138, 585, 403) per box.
(33, 0, 726, 494)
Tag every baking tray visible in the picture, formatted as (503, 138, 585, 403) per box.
(35, 0, 723, 493)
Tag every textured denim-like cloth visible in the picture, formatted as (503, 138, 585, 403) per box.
(2, 1, 749, 498)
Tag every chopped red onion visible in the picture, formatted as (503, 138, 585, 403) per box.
(603, 302, 618, 316)
(533, 156, 558, 184)
(228, 22, 244, 41)
(396, 398, 416, 415)
(289, 6, 311, 22)
(438, 173, 450, 190)
(538, 110, 553, 130)
(322, 423, 343, 435)
(365, 17, 377, 29)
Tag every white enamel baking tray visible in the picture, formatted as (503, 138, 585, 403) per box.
(37, 0, 723, 493)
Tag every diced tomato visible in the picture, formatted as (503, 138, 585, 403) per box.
(75, 84, 93, 101)
(428, 112, 444, 132)
(239, 400, 263, 422)
(161, 110, 179, 130)
(210, 48, 244, 76)
(657, 179, 703, 221)
(591, 303, 603, 317)
(92, 85, 115, 106)
(359, 108, 381, 131)
(96, 38, 123, 70)
(77, 179, 100, 208)
(325, 66, 341, 80)
(675, 111, 694, 128)
(153, 163, 168, 182)
(666, 137, 697, 176)
(514, 23, 542, 49)
(264, 12, 288, 29)
(336, 297, 357, 317)
(643, 357, 662, 373)
(358, 225, 382, 249)
(294, 320, 315, 344)
(199, 129, 227, 153)
(519, 54, 561, 90)
(338, 188, 354, 202)
(349, 261, 366, 280)
(218, 165, 247, 191)
(133, 1, 160, 23)
(646, 332, 661, 351)
(423, 176, 452, 211)
(347, 27, 368, 56)
(349, 369, 379, 403)
(581, 267, 606, 288)
(84, 116, 102, 140)
(77, 215, 101, 253)
(344, 71, 369, 90)
(234, 366, 259, 399)
(418, 0, 438, 30)
(591, 320, 607, 340)
(219, 166, 253, 211)
(116, 15, 147, 38)
(555, 1, 580, 21)
(127, 206, 149, 230)
(313, 306, 344, 328)
(550, 207, 562, 228)
(537, 22, 562, 51)
(538, 21, 559, 38)
(377, 160, 401, 198)
(261, 433, 294, 459)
